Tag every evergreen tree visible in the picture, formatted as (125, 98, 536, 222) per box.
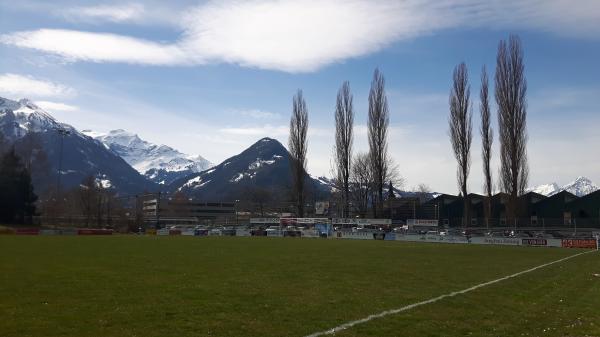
(0, 148, 38, 224)
(0, 131, 7, 155)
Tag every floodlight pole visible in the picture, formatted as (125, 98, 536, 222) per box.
(55, 128, 70, 196)
(235, 199, 239, 226)
(155, 191, 161, 229)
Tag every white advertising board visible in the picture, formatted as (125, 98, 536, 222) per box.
(250, 218, 280, 224)
(395, 234, 469, 244)
(331, 218, 392, 225)
(335, 231, 374, 240)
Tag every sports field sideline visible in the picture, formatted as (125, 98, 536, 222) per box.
(1, 236, 598, 337)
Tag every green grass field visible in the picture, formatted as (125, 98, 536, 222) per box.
(1, 236, 598, 337)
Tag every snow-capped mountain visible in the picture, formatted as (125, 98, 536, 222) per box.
(0, 97, 156, 194)
(83, 129, 211, 185)
(560, 177, 599, 197)
(528, 177, 598, 197)
(169, 137, 329, 200)
(1, 97, 68, 137)
(529, 183, 561, 196)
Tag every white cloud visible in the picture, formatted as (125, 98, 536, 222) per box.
(177, 0, 455, 72)
(237, 108, 281, 119)
(0, 29, 189, 65)
(60, 3, 145, 23)
(0, 73, 75, 98)
(35, 100, 79, 112)
(2, 0, 599, 72)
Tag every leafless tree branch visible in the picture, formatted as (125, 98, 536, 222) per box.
(334, 81, 354, 218)
(368, 68, 390, 218)
(288, 89, 309, 217)
(449, 62, 473, 226)
(495, 34, 528, 220)
(480, 65, 493, 223)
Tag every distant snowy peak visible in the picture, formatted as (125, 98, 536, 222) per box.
(529, 183, 560, 196)
(561, 177, 598, 197)
(529, 177, 598, 197)
(0, 97, 74, 137)
(0, 96, 155, 194)
(83, 129, 212, 185)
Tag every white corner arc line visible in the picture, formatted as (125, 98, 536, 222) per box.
(305, 250, 596, 337)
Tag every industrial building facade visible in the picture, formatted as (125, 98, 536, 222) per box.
(421, 190, 600, 229)
(143, 195, 235, 227)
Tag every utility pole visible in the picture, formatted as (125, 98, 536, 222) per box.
(235, 199, 239, 226)
(155, 191, 161, 229)
(56, 127, 71, 196)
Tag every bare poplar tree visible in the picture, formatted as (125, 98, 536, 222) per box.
(350, 152, 372, 218)
(448, 62, 473, 226)
(288, 89, 309, 217)
(368, 69, 390, 218)
(334, 81, 354, 218)
(495, 35, 528, 221)
(480, 66, 493, 225)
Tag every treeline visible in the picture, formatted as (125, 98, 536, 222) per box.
(448, 34, 529, 225)
(286, 34, 530, 221)
(0, 131, 133, 227)
(287, 68, 402, 219)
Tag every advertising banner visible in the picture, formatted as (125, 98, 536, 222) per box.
(235, 229, 252, 237)
(395, 234, 469, 244)
(15, 228, 39, 235)
(470, 237, 520, 246)
(77, 229, 113, 235)
(561, 239, 597, 249)
(521, 238, 547, 246)
(39, 229, 59, 235)
(406, 219, 439, 226)
(156, 228, 170, 235)
(250, 218, 280, 224)
(337, 231, 374, 240)
(331, 218, 392, 225)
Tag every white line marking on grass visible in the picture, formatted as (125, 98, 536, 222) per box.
(305, 250, 596, 337)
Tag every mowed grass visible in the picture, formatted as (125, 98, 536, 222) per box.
(0, 236, 598, 337)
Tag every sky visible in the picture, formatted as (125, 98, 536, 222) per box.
(0, 0, 599, 194)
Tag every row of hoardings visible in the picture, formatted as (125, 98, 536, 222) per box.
(2, 227, 597, 249)
(0, 228, 113, 235)
(149, 229, 599, 249)
(383, 233, 598, 249)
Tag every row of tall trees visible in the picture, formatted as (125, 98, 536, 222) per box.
(448, 34, 529, 224)
(289, 69, 399, 218)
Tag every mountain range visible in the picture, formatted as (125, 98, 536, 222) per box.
(0, 96, 328, 200)
(82, 129, 211, 186)
(0, 97, 154, 194)
(169, 137, 329, 200)
(3, 96, 598, 201)
(528, 176, 599, 197)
